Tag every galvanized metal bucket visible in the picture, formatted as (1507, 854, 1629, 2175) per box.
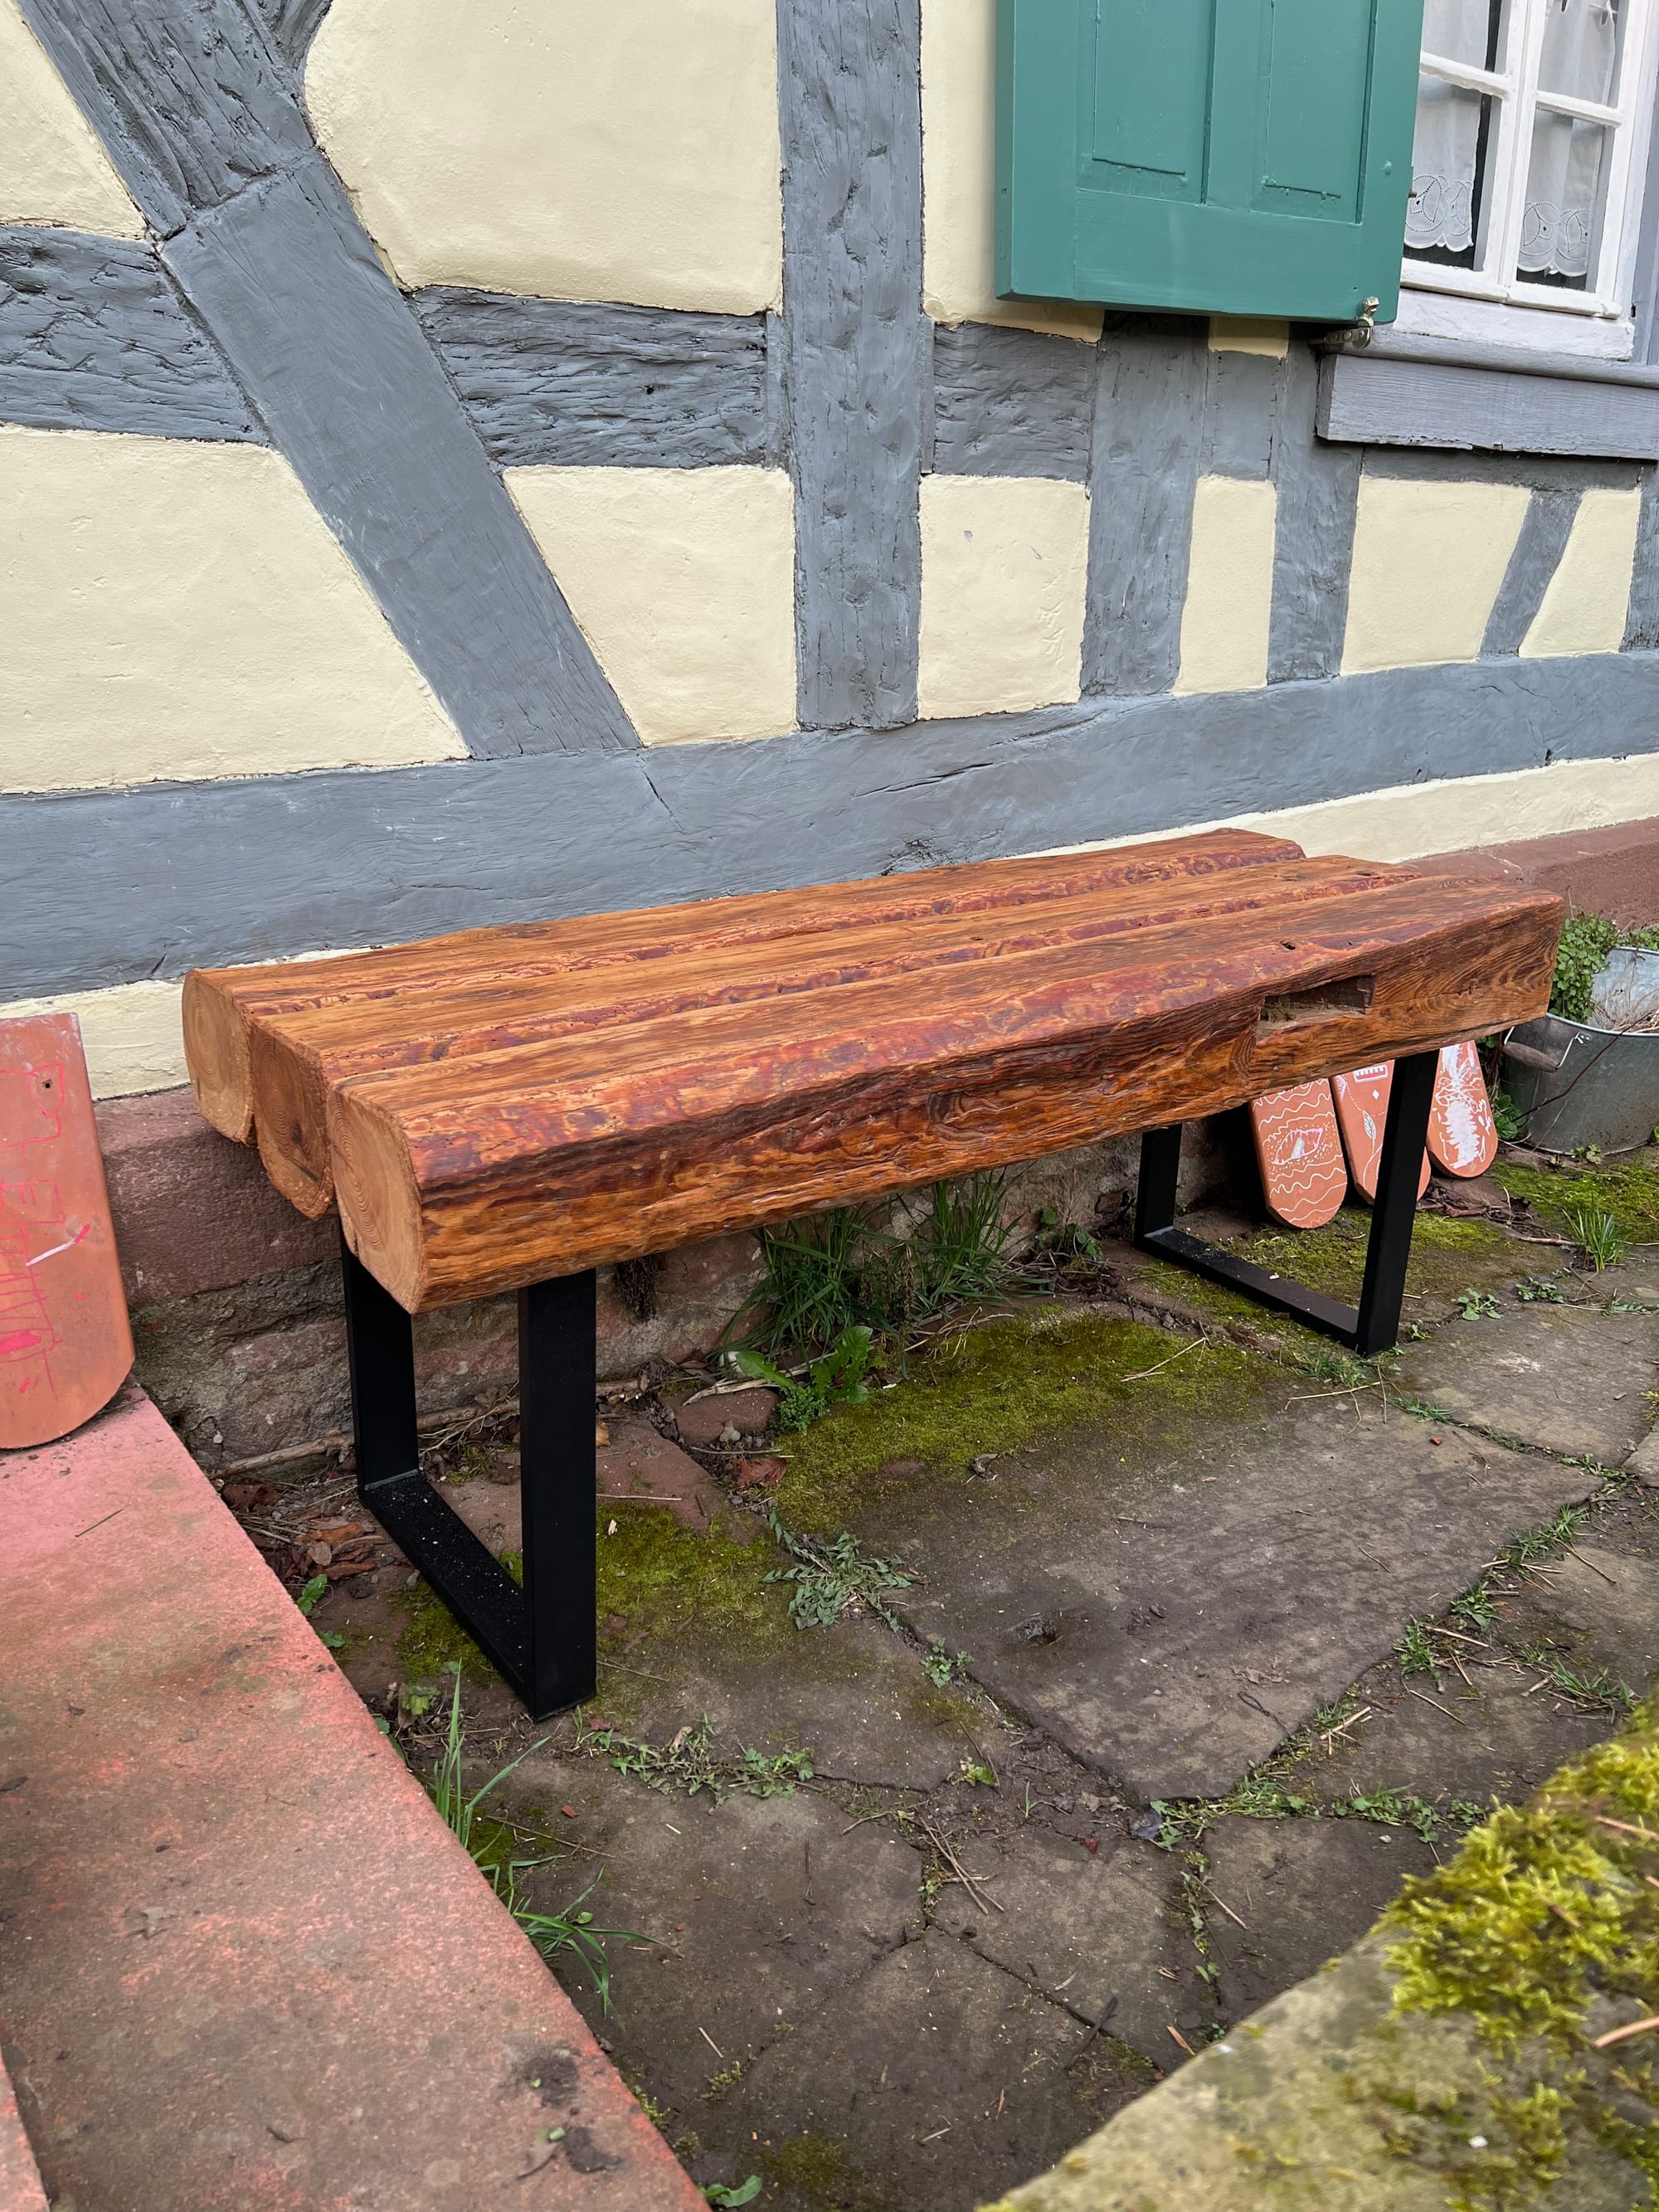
(1501, 1013, 1659, 1155)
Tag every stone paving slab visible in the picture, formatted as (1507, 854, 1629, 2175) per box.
(1199, 1814, 1435, 2021)
(1299, 1661, 1610, 1811)
(931, 1829, 1194, 2061)
(1394, 1297, 1659, 1462)
(0, 1387, 699, 2212)
(856, 1396, 1602, 1801)
(514, 1761, 921, 2115)
(728, 1932, 1100, 2212)
(1520, 1539, 1659, 1691)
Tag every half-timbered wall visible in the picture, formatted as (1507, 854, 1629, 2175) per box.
(2, 0, 1655, 1096)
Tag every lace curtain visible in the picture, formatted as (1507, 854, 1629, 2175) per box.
(1407, 0, 1619, 278)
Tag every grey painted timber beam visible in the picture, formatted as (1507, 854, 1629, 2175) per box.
(1199, 346, 1281, 481)
(1082, 318, 1204, 696)
(251, 0, 330, 71)
(930, 323, 1093, 481)
(0, 226, 261, 440)
(776, 0, 928, 730)
(411, 289, 769, 469)
(9, 652, 1658, 998)
(1481, 489, 1580, 657)
(1318, 347, 1659, 460)
(1269, 343, 1360, 684)
(17, 0, 637, 760)
(1625, 468, 1659, 649)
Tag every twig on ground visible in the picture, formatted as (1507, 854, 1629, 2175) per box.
(1404, 1685, 1465, 1726)
(1593, 2015, 1659, 2049)
(1121, 1339, 1202, 1384)
(919, 1817, 1003, 1915)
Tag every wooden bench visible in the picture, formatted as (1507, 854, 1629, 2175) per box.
(184, 830, 1561, 1716)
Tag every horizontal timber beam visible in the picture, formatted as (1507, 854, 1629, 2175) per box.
(5, 653, 1657, 999)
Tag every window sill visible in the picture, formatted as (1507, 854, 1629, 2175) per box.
(1315, 327, 1659, 459)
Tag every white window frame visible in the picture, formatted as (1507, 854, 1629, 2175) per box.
(1399, 0, 1659, 358)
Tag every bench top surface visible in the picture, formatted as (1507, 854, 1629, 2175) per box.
(182, 833, 1562, 1311)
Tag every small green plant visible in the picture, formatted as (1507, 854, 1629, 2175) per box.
(1491, 1087, 1527, 1141)
(1515, 1274, 1564, 1304)
(924, 1639, 970, 1687)
(1520, 1646, 1636, 1717)
(1397, 1618, 1440, 1679)
(1453, 1288, 1499, 1320)
(1568, 1204, 1626, 1271)
(956, 1760, 996, 1788)
(581, 1714, 814, 1801)
(734, 1325, 875, 1432)
(739, 1207, 885, 1359)
(1550, 912, 1618, 1023)
(295, 1570, 348, 1651)
(765, 1514, 915, 1629)
(1450, 1580, 1499, 1633)
(908, 1171, 1019, 1313)
(703, 2180, 762, 2208)
(1500, 1504, 1588, 1569)
(430, 1670, 649, 2008)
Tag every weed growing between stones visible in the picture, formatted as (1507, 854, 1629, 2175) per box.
(427, 1669, 650, 2009)
(576, 1714, 815, 1801)
(764, 1514, 915, 1628)
(734, 1171, 1021, 1362)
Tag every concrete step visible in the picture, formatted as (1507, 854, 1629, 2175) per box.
(0, 1385, 702, 2212)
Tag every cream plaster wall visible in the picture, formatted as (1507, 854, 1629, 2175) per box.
(1209, 318, 1290, 358)
(917, 474, 1090, 720)
(1520, 487, 1642, 659)
(507, 465, 796, 746)
(0, 982, 186, 1098)
(0, 428, 464, 791)
(1049, 752, 1659, 867)
(1175, 476, 1276, 697)
(307, 0, 781, 314)
(0, 0, 143, 236)
(921, 0, 1102, 341)
(1341, 476, 1530, 676)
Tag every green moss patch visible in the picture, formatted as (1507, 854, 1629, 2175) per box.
(1383, 1697, 1659, 2053)
(774, 1308, 1272, 1529)
(1491, 1147, 1659, 1248)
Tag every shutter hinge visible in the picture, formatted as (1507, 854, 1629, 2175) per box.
(1347, 296, 1381, 348)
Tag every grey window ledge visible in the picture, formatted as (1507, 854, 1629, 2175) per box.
(1316, 327, 1659, 460)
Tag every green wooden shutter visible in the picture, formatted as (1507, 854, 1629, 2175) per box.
(996, 0, 1426, 324)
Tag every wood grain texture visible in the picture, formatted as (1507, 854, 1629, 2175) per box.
(250, 852, 1393, 1217)
(320, 871, 1562, 1310)
(184, 829, 1300, 1145)
(1316, 351, 1659, 462)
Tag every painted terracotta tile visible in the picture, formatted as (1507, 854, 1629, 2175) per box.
(0, 1014, 132, 1448)
(1428, 1039, 1498, 1177)
(1251, 1079, 1348, 1229)
(1332, 1061, 1431, 1205)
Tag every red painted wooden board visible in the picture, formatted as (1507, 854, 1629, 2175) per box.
(1428, 1039, 1500, 1176)
(0, 1015, 132, 1449)
(1250, 1080, 1349, 1228)
(1331, 1062, 1432, 1204)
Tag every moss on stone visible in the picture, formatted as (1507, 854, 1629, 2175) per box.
(762, 2130, 891, 2210)
(772, 1308, 1272, 1529)
(1381, 1699, 1659, 2054)
(595, 1507, 791, 1657)
(1491, 1148, 1659, 1247)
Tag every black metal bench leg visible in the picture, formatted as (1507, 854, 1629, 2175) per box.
(1131, 1048, 1438, 1357)
(341, 1229, 596, 1719)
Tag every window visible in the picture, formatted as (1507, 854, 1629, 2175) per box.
(1404, 0, 1658, 341)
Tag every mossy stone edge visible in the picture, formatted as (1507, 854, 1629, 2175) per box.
(989, 1699, 1659, 2212)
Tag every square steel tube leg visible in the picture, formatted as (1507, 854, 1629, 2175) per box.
(1131, 1049, 1439, 1357)
(340, 1231, 596, 1719)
